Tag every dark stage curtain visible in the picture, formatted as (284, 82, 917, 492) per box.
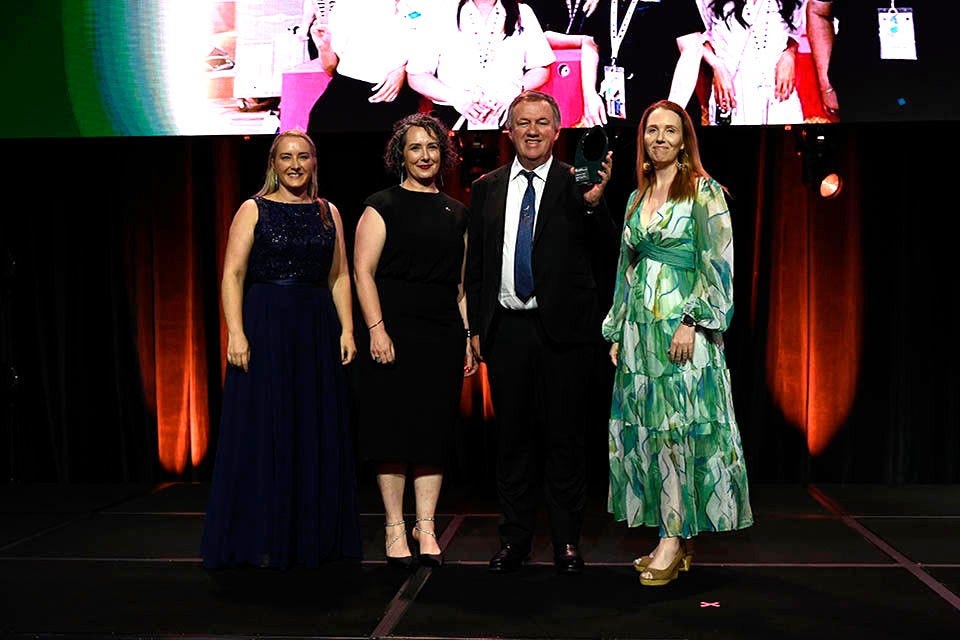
(1, 124, 956, 485)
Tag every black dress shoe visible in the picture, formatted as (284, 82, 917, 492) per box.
(488, 544, 529, 573)
(554, 544, 584, 575)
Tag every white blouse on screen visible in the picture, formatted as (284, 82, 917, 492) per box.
(329, 0, 428, 83)
(407, 1, 555, 105)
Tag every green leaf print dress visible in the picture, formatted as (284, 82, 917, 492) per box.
(601, 177, 753, 538)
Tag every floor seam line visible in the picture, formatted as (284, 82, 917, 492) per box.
(807, 483, 960, 611)
(368, 514, 467, 639)
(0, 484, 162, 553)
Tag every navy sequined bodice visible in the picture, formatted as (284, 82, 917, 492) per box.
(246, 197, 335, 284)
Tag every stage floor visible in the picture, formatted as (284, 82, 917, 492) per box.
(1, 481, 958, 639)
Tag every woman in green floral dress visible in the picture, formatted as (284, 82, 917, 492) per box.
(602, 100, 753, 586)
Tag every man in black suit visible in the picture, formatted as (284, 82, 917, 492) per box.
(465, 90, 615, 575)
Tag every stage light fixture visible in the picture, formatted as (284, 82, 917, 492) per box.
(818, 172, 843, 199)
(798, 126, 843, 199)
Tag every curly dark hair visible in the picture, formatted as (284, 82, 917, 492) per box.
(383, 113, 461, 178)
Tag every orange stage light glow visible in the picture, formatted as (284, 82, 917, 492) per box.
(764, 142, 862, 455)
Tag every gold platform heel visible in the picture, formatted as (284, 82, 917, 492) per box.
(633, 538, 694, 573)
(681, 538, 694, 572)
(638, 546, 685, 586)
(632, 554, 654, 572)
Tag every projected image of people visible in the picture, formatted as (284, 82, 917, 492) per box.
(806, 0, 960, 122)
(306, 0, 425, 132)
(525, 0, 607, 127)
(407, 0, 556, 131)
(570, 0, 707, 128)
(700, 0, 805, 126)
(298, 0, 336, 60)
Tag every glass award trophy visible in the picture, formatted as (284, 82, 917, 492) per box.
(574, 126, 608, 185)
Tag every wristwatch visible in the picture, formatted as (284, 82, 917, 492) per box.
(680, 314, 696, 327)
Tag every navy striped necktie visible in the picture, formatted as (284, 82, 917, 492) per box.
(515, 170, 536, 302)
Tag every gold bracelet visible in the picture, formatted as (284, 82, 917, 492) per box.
(368, 319, 383, 330)
(821, 86, 835, 94)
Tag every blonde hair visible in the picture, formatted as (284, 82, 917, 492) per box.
(254, 128, 330, 226)
(256, 128, 320, 201)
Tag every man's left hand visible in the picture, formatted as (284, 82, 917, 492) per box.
(583, 151, 613, 207)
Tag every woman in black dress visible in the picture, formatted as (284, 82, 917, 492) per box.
(201, 129, 360, 568)
(353, 114, 477, 568)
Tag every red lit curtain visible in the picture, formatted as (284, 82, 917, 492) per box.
(760, 131, 862, 455)
(126, 141, 239, 475)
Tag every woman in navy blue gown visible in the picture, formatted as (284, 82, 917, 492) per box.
(201, 129, 361, 568)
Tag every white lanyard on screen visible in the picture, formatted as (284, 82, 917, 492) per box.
(610, 0, 643, 65)
(565, 0, 585, 33)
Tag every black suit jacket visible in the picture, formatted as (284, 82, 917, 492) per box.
(465, 158, 617, 346)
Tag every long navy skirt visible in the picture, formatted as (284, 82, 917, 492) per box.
(201, 282, 362, 568)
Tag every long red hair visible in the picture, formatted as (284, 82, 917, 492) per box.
(629, 100, 715, 217)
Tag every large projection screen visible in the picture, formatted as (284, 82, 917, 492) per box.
(2, 1, 957, 139)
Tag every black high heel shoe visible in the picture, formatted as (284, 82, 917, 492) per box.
(384, 519, 415, 570)
(413, 517, 443, 567)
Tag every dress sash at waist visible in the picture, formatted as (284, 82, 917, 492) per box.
(636, 240, 695, 271)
